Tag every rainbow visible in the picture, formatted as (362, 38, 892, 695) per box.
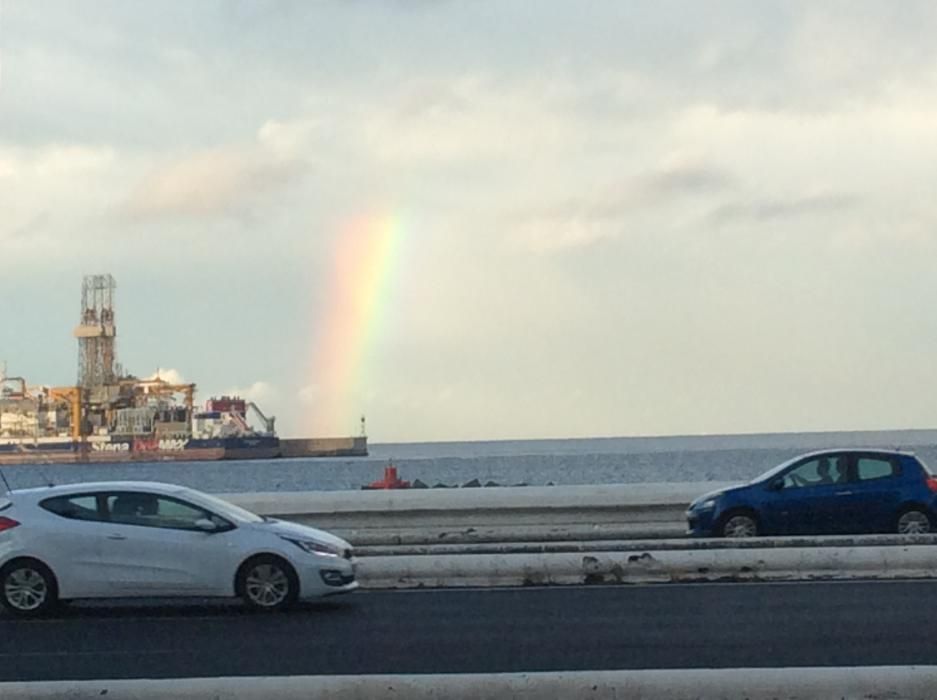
(306, 215, 401, 436)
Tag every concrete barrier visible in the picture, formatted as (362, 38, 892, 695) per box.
(224, 482, 731, 547)
(5, 667, 937, 699)
(221, 485, 937, 587)
(356, 541, 937, 587)
(356, 532, 937, 556)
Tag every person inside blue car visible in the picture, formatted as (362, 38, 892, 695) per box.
(791, 457, 839, 487)
(815, 458, 834, 485)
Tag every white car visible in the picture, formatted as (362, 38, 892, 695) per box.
(0, 481, 357, 616)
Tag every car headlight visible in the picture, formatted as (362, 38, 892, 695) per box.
(695, 499, 717, 511)
(281, 536, 342, 557)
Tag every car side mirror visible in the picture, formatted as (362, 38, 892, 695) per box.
(195, 518, 219, 533)
(768, 479, 784, 492)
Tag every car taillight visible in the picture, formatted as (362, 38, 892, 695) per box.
(926, 478, 937, 493)
(0, 516, 19, 532)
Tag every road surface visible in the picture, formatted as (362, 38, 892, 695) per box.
(1, 581, 933, 681)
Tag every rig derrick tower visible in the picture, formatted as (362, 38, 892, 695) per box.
(74, 274, 118, 391)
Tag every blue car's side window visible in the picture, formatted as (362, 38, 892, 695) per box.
(856, 457, 897, 482)
(783, 455, 848, 489)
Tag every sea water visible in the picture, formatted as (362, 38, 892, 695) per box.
(5, 428, 937, 494)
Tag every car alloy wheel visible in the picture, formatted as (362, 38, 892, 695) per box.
(1, 561, 56, 615)
(897, 510, 932, 535)
(243, 560, 293, 610)
(722, 514, 757, 538)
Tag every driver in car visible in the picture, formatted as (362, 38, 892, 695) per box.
(791, 458, 840, 487)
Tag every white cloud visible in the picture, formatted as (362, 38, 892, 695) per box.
(31, 145, 117, 177)
(224, 381, 276, 404)
(257, 118, 321, 159)
(122, 147, 304, 220)
(506, 156, 735, 254)
(0, 144, 122, 248)
(510, 218, 618, 254)
(0, 144, 117, 180)
(359, 75, 610, 166)
(297, 385, 318, 405)
(145, 368, 187, 385)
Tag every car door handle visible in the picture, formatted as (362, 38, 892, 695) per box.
(107, 533, 127, 540)
(835, 491, 854, 496)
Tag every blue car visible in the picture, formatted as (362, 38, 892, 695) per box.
(686, 449, 937, 537)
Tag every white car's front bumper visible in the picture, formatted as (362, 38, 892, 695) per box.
(295, 556, 359, 600)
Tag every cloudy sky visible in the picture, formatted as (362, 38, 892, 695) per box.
(3, 1, 937, 442)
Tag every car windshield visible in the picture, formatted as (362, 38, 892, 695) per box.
(749, 455, 805, 484)
(178, 489, 264, 524)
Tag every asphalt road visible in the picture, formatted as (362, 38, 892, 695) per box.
(2, 580, 935, 681)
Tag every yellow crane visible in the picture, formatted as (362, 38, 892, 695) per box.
(48, 387, 82, 440)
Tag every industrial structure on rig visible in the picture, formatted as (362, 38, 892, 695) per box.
(0, 275, 367, 464)
(76, 274, 119, 390)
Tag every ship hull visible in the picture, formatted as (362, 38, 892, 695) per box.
(0, 436, 367, 465)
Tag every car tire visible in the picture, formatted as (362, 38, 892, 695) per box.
(0, 558, 59, 617)
(896, 508, 933, 535)
(236, 555, 299, 612)
(719, 512, 758, 538)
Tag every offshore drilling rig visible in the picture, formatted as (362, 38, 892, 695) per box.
(0, 275, 279, 463)
(69, 274, 196, 440)
(0, 274, 366, 464)
(0, 274, 198, 446)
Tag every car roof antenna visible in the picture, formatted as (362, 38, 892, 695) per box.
(0, 468, 12, 495)
(38, 466, 55, 488)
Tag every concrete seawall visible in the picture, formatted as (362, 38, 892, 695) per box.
(279, 436, 368, 458)
(224, 482, 730, 546)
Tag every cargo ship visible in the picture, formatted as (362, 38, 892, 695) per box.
(0, 275, 368, 465)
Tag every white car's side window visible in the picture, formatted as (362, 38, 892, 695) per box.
(105, 492, 214, 531)
(40, 494, 103, 522)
